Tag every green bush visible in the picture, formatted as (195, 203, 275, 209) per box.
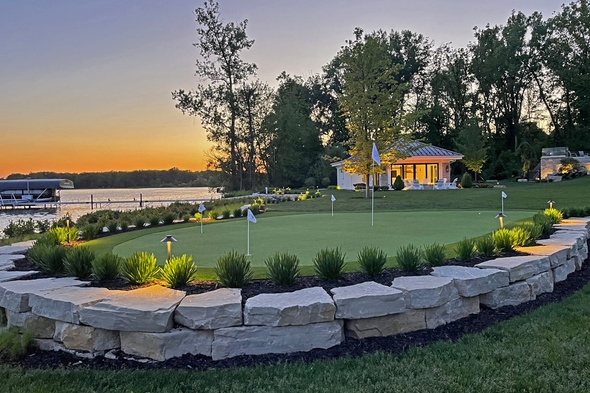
(516, 223, 541, 246)
(134, 216, 146, 229)
(34, 233, 59, 247)
(92, 253, 123, 281)
(304, 177, 316, 188)
(80, 224, 101, 240)
(214, 251, 252, 288)
(161, 254, 198, 289)
(208, 210, 218, 220)
(357, 246, 387, 276)
(182, 213, 191, 222)
(107, 221, 118, 233)
(63, 246, 95, 279)
(543, 208, 563, 224)
(120, 220, 129, 231)
(163, 213, 175, 225)
(265, 252, 300, 286)
(509, 227, 530, 247)
(221, 209, 231, 219)
(476, 235, 496, 257)
(492, 229, 514, 252)
(0, 328, 33, 362)
(149, 215, 160, 226)
(396, 244, 423, 272)
(120, 252, 161, 285)
(233, 208, 242, 218)
(533, 213, 554, 237)
(423, 243, 446, 266)
(313, 247, 346, 280)
(2, 218, 36, 238)
(250, 204, 260, 214)
(393, 175, 405, 191)
(455, 238, 476, 261)
(460, 173, 473, 188)
(48, 226, 79, 244)
(28, 243, 67, 273)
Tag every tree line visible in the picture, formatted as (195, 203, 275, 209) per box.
(174, 0, 587, 191)
(4, 169, 221, 189)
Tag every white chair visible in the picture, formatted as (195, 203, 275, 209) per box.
(411, 179, 424, 190)
(446, 178, 459, 189)
(433, 179, 446, 190)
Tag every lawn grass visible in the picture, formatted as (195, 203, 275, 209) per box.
(2, 279, 590, 392)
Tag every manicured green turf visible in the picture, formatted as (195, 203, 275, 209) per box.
(111, 210, 534, 269)
(3, 280, 590, 392)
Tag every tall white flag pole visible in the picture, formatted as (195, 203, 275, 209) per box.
(371, 160, 375, 226)
(501, 194, 504, 215)
(247, 218, 250, 256)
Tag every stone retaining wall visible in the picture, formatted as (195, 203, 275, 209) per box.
(0, 220, 589, 361)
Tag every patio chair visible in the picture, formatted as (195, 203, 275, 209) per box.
(411, 179, 424, 190)
(403, 179, 412, 190)
(446, 178, 459, 189)
(433, 179, 446, 190)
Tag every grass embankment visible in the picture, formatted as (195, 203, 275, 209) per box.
(2, 279, 590, 392)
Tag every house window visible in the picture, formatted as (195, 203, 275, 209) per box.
(391, 163, 439, 184)
(427, 164, 439, 182)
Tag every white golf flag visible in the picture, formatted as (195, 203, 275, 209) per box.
(247, 209, 257, 223)
(331, 195, 336, 202)
(372, 142, 381, 166)
(502, 191, 507, 199)
(198, 203, 206, 213)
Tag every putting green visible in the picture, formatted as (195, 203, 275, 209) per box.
(112, 210, 535, 268)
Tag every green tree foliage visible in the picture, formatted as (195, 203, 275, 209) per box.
(455, 119, 487, 181)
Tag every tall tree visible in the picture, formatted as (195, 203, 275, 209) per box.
(455, 119, 488, 181)
(172, 0, 257, 190)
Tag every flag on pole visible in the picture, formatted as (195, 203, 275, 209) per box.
(198, 203, 206, 213)
(331, 195, 336, 202)
(372, 142, 381, 166)
(247, 209, 257, 223)
(502, 191, 507, 199)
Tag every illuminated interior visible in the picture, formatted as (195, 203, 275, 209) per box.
(391, 164, 439, 184)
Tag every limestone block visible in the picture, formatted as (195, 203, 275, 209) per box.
(6, 310, 54, 338)
(431, 266, 509, 297)
(30, 287, 115, 324)
(330, 281, 405, 319)
(0, 243, 33, 255)
(526, 271, 554, 300)
(212, 321, 343, 360)
(0, 254, 25, 271)
(425, 296, 480, 329)
(120, 328, 213, 361)
(244, 287, 335, 327)
(0, 271, 37, 282)
(479, 282, 531, 309)
(391, 276, 458, 309)
(345, 309, 426, 339)
(553, 222, 590, 234)
(579, 242, 588, 261)
(551, 231, 586, 249)
(515, 244, 570, 268)
(79, 286, 185, 333)
(35, 338, 68, 352)
(536, 239, 577, 258)
(0, 278, 88, 313)
(54, 321, 120, 352)
(553, 258, 576, 283)
(174, 288, 242, 330)
(475, 255, 551, 282)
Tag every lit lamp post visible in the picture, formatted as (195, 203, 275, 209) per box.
(495, 213, 507, 229)
(65, 215, 71, 229)
(160, 235, 177, 261)
(547, 200, 555, 209)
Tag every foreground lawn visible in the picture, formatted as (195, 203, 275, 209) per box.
(2, 280, 590, 392)
(109, 210, 534, 269)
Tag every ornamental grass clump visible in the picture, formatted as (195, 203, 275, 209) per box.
(543, 208, 563, 224)
(313, 247, 346, 280)
(63, 246, 95, 279)
(48, 226, 79, 244)
(134, 216, 146, 229)
(265, 252, 300, 286)
(508, 227, 530, 248)
(163, 213, 175, 225)
(0, 328, 33, 362)
(28, 243, 67, 273)
(455, 238, 476, 261)
(92, 253, 123, 281)
(396, 244, 423, 272)
(423, 243, 446, 266)
(533, 213, 554, 237)
(120, 252, 161, 285)
(161, 254, 198, 289)
(149, 215, 160, 227)
(476, 235, 496, 257)
(357, 246, 387, 276)
(233, 207, 242, 218)
(215, 251, 252, 288)
(492, 228, 514, 252)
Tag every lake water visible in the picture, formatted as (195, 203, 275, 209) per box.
(0, 187, 220, 236)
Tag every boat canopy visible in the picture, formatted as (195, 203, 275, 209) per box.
(0, 179, 74, 191)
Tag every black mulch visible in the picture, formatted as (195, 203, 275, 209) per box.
(9, 241, 590, 372)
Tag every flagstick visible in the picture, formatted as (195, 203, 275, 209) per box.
(501, 195, 504, 215)
(247, 219, 250, 256)
(331, 200, 334, 217)
(200, 218, 203, 234)
(371, 161, 375, 226)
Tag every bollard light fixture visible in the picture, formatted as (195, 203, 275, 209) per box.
(160, 235, 177, 261)
(547, 200, 555, 209)
(495, 213, 507, 229)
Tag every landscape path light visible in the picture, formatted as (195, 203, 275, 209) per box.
(547, 200, 555, 209)
(495, 213, 507, 229)
(161, 235, 177, 261)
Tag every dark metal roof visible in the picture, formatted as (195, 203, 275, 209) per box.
(403, 142, 463, 157)
(0, 179, 74, 191)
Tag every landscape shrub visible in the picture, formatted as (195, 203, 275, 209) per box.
(357, 246, 387, 277)
(396, 244, 423, 272)
(265, 252, 300, 286)
(250, 204, 260, 214)
(518, 222, 542, 245)
(0, 328, 33, 362)
(492, 229, 514, 252)
(36, 219, 52, 233)
(508, 227, 530, 248)
(107, 221, 118, 233)
(28, 243, 67, 273)
(133, 216, 146, 229)
(304, 177, 316, 188)
(455, 238, 476, 261)
(393, 175, 405, 190)
(214, 251, 252, 288)
(48, 226, 79, 244)
(194, 212, 202, 222)
(120, 252, 161, 285)
(221, 209, 231, 219)
(313, 247, 346, 280)
(1, 218, 36, 238)
(208, 210, 218, 220)
(80, 224, 101, 240)
(476, 235, 496, 257)
(149, 215, 161, 226)
(182, 213, 191, 222)
(233, 208, 242, 218)
(33, 233, 59, 247)
(63, 246, 95, 279)
(163, 213, 175, 225)
(460, 173, 473, 188)
(533, 213, 554, 237)
(321, 177, 331, 187)
(92, 253, 123, 281)
(422, 243, 446, 266)
(543, 208, 563, 224)
(161, 254, 198, 289)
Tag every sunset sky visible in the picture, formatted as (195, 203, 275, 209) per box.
(0, 0, 563, 178)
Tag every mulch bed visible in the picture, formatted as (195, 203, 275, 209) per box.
(7, 240, 590, 371)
